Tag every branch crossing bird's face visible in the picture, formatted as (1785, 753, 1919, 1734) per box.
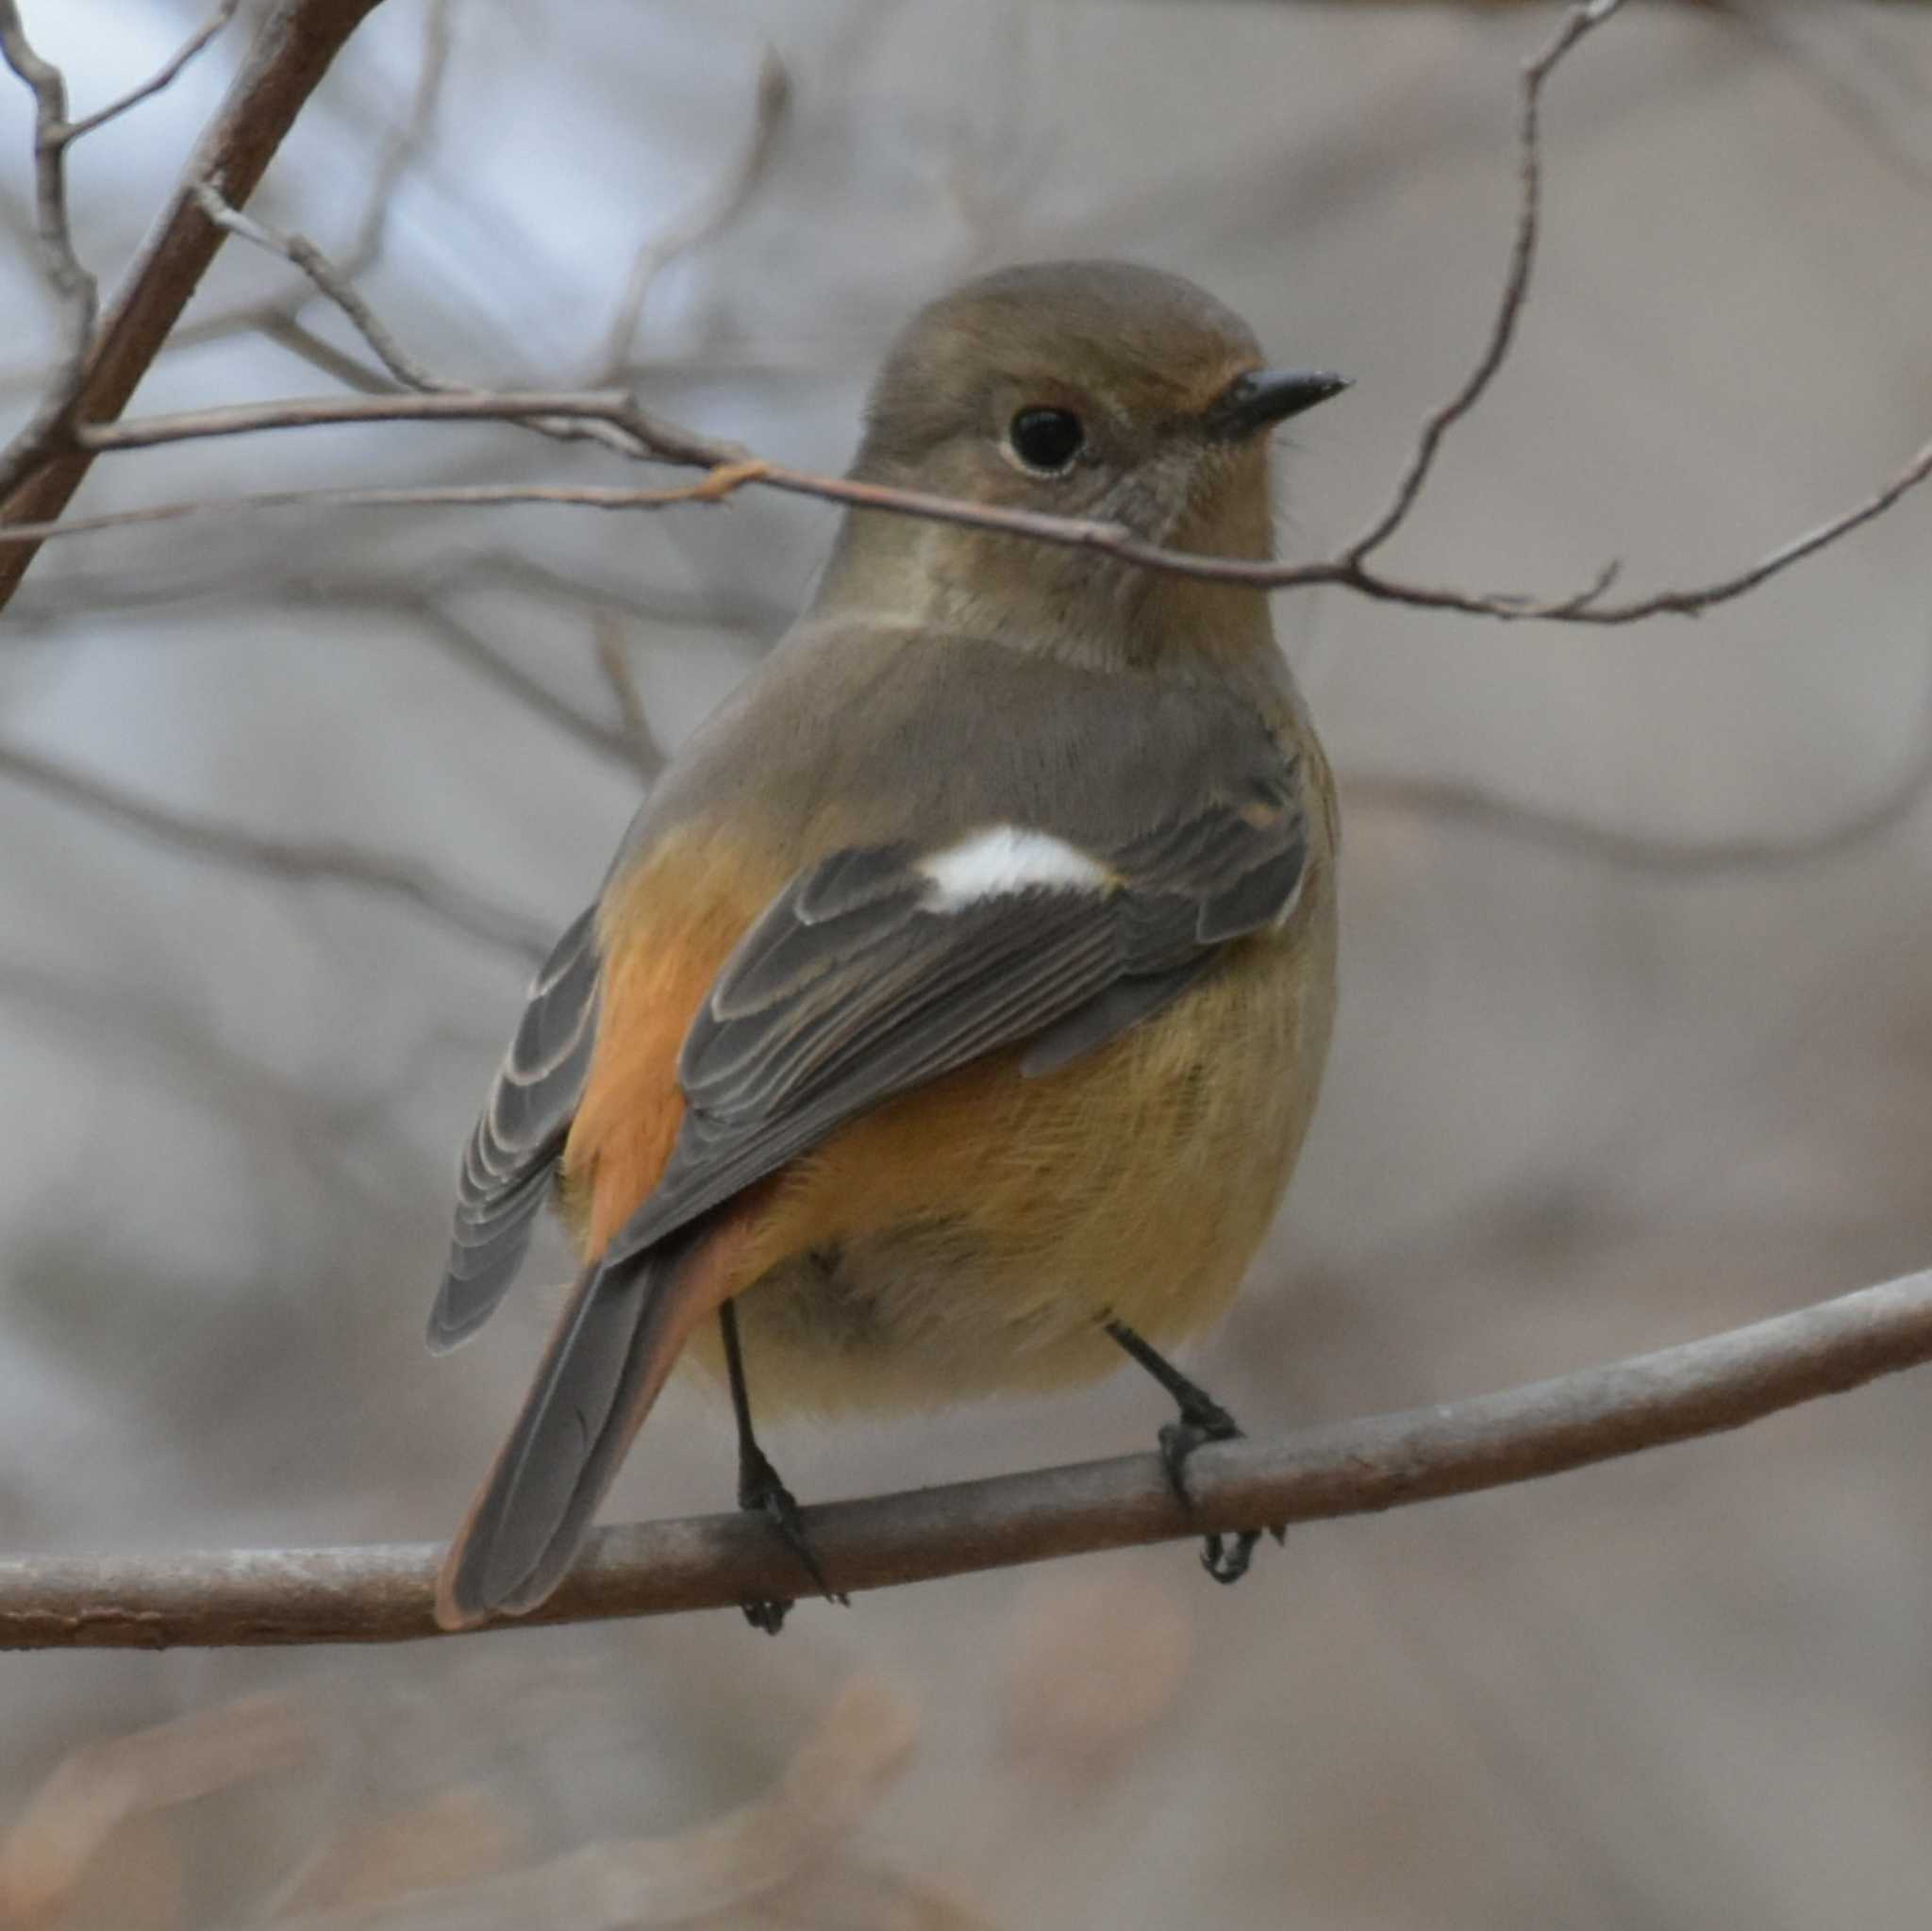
(851, 260, 1346, 552)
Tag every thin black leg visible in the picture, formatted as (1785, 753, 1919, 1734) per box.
(1105, 1318, 1282, 1585)
(720, 1299, 845, 1632)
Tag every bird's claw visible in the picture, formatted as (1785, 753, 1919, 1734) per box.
(1201, 1528, 1261, 1585)
(737, 1447, 848, 1634)
(741, 1594, 791, 1636)
(1158, 1406, 1283, 1585)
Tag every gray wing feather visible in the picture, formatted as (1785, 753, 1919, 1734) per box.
(1018, 956, 1218, 1078)
(429, 904, 601, 1353)
(605, 766, 1308, 1267)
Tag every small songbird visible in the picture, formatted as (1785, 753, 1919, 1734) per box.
(430, 261, 1344, 1631)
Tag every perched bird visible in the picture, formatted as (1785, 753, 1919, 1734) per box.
(430, 261, 1344, 1632)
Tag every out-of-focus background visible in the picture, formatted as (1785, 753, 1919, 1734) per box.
(3, 2, 1930, 1924)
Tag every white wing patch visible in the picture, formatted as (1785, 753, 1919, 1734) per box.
(918, 826, 1110, 912)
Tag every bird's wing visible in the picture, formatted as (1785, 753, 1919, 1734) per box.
(610, 762, 1310, 1263)
(428, 903, 602, 1352)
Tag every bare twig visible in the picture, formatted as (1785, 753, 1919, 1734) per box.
(0, 0, 101, 499)
(0, 468, 773, 543)
(161, 0, 452, 373)
(1716, 0, 1932, 196)
(9, 411, 1926, 630)
(591, 47, 791, 382)
(1341, 659, 1932, 874)
(397, 593, 641, 771)
(4, 0, 1924, 625)
(592, 610, 666, 779)
(335, 0, 449, 278)
(1346, 0, 1625, 564)
(275, 1678, 917, 1931)
(254, 307, 404, 392)
(182, 193, 680, 464)
(192, 180, 448, 392)
(63, 0, 245, 142)
(0, 737, 551, 963)
(75, 387, 644, 451)
(0, 0, 387, 612)
(1, 1265, 1927, 1649)
(0, 1695, 308, 1922)
(268, 1787, 525, 1919)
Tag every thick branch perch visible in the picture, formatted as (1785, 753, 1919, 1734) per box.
(3, 1266, 1926, 1650)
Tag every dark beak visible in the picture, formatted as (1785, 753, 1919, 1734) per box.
(1206, 367, 1351, 440)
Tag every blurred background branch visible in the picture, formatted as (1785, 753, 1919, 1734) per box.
(0, 737, 551, 960)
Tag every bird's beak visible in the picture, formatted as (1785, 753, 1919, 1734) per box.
(1205, 367, 1351, 440)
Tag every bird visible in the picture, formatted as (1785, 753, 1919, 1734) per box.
(428, 259, 1344, 1633)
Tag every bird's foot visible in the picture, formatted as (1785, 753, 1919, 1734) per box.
(1157, 1397, 1286, 1587)
(737, 1446, 847, 1634)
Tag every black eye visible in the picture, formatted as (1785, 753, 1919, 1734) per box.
(1008, 406, 1085, 474)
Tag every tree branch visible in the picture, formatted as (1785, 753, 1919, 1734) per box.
(0, 0, 101, 499)
(0, 737, 550, 963)
(8, 413, 1926, 631)
(8, 1, 1924, 629)
(2, 1265, 1926, 1649)
(62, 0, 244, 143)
(592, 610, 667, 780)
(0, 0, 387, 611)
(591, 46, 791, 382)
(1341, 655, 1932, 875)
(158, 0, 451, 379)
(1344, 0, 1624, 564)
(75, 388, 644, 450)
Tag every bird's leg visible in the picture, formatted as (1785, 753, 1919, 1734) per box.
(1104, 1318, 1283, 1585)
(720, 1299, 845, 1632)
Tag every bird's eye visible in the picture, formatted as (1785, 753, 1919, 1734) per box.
(1007, 406, 1085, 474)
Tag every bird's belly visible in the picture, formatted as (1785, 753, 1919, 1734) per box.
(680, 928, 1334, 1415)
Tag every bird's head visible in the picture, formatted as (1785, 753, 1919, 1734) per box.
(824, 261, 1346, 663)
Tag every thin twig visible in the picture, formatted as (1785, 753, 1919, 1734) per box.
(0, 0, 388, 612)
(1346, 0, 1625, 565)
(1341, 659, 1932, 874)
(592, 47, 791, 381)
(160, 0, 452, 367)
(0, 473, 771, 544)
(8, 415, 1927, 630)
(337, 0, 450, 277)
(6, 0, 1926, 628)
(271, 1679, 920, 1931)
(0, 737, 551, 963)
(2, 1265, 1928, 1648)
(0, 0, 101, 499)
(592, 610, 665, 779)
(257, 306, 403, 391)
(0, 1695, 308, 1922)
(403, 594, 642, 772)
(63, 0, 245, 142)
(76, 387, 643, 451)
(192, 181, 449, 392)
(186, 187, 674, 464)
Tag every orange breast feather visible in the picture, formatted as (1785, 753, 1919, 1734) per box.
(560, 827, 784, 1260)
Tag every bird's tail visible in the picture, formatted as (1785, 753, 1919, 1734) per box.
(434, 1223, 722, 1630)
